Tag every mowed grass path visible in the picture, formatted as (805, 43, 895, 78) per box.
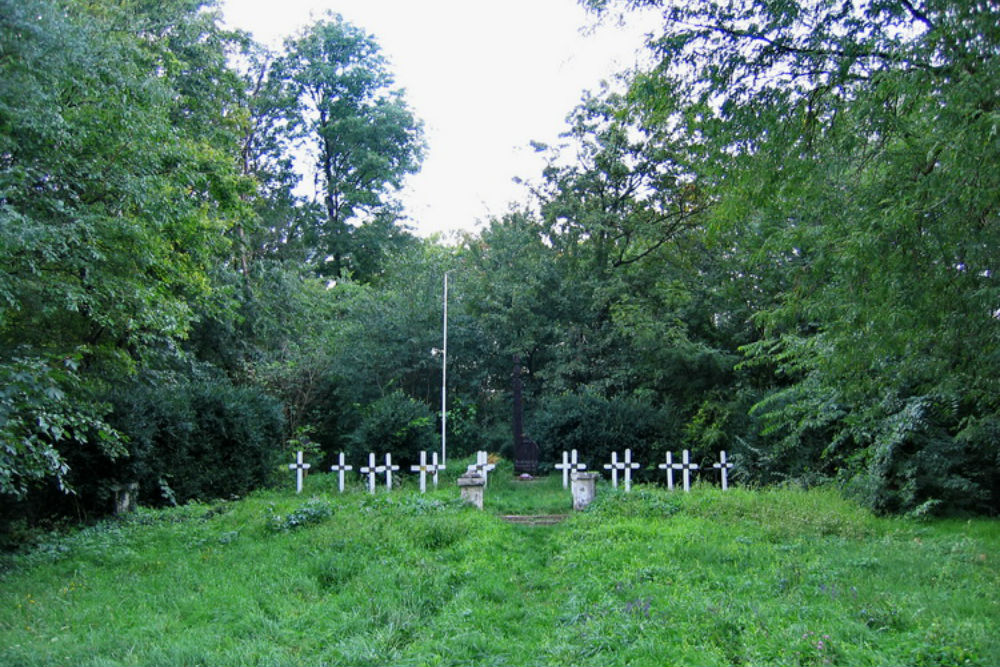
(1, 462, 998, 666)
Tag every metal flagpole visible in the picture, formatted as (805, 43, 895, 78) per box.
(441, 271, 448, 466)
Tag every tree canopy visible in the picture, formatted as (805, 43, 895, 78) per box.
(2, 0, 997, 526)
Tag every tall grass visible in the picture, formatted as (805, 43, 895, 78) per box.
(1, 467, 997, 666)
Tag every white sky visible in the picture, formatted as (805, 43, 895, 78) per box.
(219, 0, 655, 239)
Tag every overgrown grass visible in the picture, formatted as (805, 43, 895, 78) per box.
(1, 468, 997, 666)
(482, 459, 572, 515)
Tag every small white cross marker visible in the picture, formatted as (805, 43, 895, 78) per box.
(622, 448, 640, 492)
(658, 451, 676, 490)
(288, 450, 310, 494)
(713, 450, 733, 490)
(468, 451, 496, 486)
(431, 452, 443, 487)
(671, 449, 699, 492)
(329, 452, 353, 493)
(604, 449, 640, 491)
(383, 453, 400, 490)
(359, 452, 384, 494)
(410, 451, 432, 493)
(604, 451, 620, 487)
(555, 449, 587, 488)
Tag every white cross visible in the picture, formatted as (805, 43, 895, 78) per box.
(288, 450, 310, 494)
(604, 449, 639, 491)
(671, 449, 699, 492)
(555, 449, 587, 488)
(359, 452, 384, 494)
(604, 451, 620, 487)
(713, 450, 733, 490)
(658, 451, 676, 490)
(329, 452, 353, 493)
(410, 451, 432, 493)
(431, 452, 443, 487)
(468, 450, 495, 486)
(383, 453, 400, 490)
(622, 448, 640, 492)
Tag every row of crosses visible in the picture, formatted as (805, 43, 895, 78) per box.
(554, 448, 734, 492)
(288, 450, 445, 494)
(289, 448, 734, 495)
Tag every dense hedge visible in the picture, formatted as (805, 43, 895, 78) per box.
(526, 392, 681, 477)
(104, 376, 286, 507)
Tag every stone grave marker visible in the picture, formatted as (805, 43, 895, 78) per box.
(671, 449, 699, 492)
(289, 450, 311, 494)
(571, 471, 598, 510)
(457, 471, 485, 509)
(555, 449, 586, 489)
(713, 450, 733, 490)
(330, 452, 353, 493)
(360, 452, 385, 494)
(111, 482, 139, 515)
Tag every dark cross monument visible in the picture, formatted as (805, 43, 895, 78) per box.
(512, 354, 539, 474)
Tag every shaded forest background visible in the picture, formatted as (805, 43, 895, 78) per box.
(2, 0, 997, 533)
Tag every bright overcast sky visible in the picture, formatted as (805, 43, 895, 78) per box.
(219, 0, 655, 239)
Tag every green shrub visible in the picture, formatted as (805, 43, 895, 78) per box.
(105, 373, 285, 507)
(348, 390, 436, 465)
(527, 391, 680, 478)
(267, 498, 333, 532)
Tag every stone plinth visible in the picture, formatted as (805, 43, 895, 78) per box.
(111, 482, 139, 515)
(571, 472, 598, 511)
(457, 472, 486, 509)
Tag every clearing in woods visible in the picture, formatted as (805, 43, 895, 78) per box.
(1, 458, 997, 666)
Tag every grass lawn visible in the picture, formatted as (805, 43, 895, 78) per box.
(1, 457, 997, 666)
